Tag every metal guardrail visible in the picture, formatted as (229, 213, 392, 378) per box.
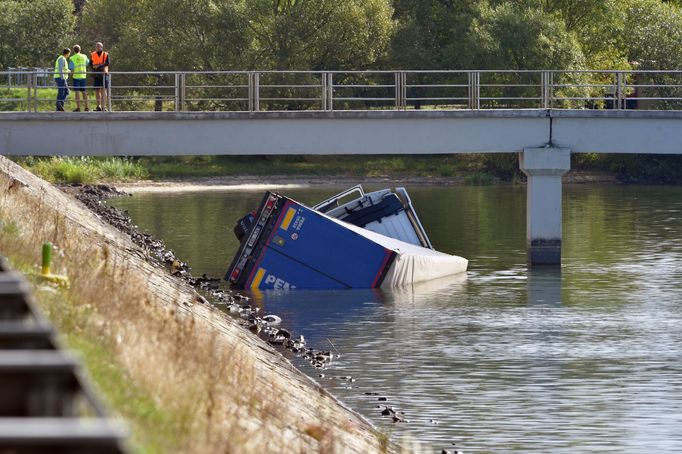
(0, 261, 128, 453)
(3, 69, 682, 112)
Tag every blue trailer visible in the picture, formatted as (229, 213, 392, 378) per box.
(226, 192, 396, 290)
(225, 189, 468, 290)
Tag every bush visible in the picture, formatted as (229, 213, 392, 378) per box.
(18, 157, 148, 184)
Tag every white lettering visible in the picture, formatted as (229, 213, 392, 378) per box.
(264, 274, 295, 290)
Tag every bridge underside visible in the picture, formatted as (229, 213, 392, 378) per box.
(2, 110, 682, 156)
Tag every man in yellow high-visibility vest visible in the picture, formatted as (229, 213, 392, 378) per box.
(69, 44, 90, 112)
(53, 47, 70, 111)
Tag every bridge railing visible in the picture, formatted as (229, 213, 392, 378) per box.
(3, 69, 682, 112)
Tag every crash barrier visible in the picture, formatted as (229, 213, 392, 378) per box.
(2, 69, 682, 113)
(0, 256, 128, 453)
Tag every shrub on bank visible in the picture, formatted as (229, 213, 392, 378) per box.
(17, 156, 148, 184)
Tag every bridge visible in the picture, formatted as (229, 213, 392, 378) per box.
(2, 69, 682, 266)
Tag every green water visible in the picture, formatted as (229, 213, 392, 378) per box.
(112, 184, 682, 453)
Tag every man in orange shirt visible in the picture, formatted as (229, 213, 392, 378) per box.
(90, 42, 110, 111)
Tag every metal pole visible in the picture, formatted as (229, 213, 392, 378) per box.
(469, 71, 480, 110)
(248, 72, 253, 111)
(395, 72, 400, 109)
(327, 72, 334, 111)
(321, 72, 327, 111)
(254, 72, 260, 112)
(104, 73, 111, 112)
(33, 71, 38, 112)
(26, 72, 32, 112)
(402, 71, 407, 109)
(174, 73, 179, 112)
(542, 71, 550, 108)
(180, 73, 186, 111)
(616, 72, 624, 110)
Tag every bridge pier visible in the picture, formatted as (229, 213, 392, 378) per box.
(520, 147, 571, 266)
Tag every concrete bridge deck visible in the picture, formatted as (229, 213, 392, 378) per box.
(2, 109, 682, 156)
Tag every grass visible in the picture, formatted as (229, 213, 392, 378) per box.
(0, 87, 61, 112)
(0, 156, 392, 453)
(12, 154, 505, 185)
(16, 156, 148, 184)
(139, 154, 501, 182)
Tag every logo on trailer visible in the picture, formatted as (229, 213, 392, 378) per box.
(264, 273, 296, 290)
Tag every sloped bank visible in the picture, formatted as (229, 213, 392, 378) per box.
(0, 155, 394, 453)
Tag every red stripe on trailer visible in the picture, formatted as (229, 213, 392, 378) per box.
(371, 248, 395, 288)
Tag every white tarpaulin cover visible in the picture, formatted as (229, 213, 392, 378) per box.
(321, 211, 469, 287)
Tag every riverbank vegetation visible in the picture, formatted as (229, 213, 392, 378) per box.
(16, 156, 148, 183)
(14, 154, 682, 185)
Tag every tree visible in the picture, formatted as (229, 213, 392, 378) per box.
(78, 0, 394, 71)
(0, 0, 75, 69)
(462, 2, 584, 70)
(625, 0, 682, 69)
(240, 0, 394, 70)
(388, 0, 481, 69)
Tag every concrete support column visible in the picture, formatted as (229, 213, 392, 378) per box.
(520, 147, 571, 266)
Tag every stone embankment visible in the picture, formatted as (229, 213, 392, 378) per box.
(0, 155, 393, 453)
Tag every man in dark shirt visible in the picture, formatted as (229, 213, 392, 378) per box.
(90, 42, 110, 111)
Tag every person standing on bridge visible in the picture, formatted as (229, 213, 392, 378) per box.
(69, 45, 89, 112)
(90, 42, 110, 111)
(54, 47, 70, 112)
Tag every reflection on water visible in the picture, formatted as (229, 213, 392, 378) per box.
(112, 185, 682, 453)
(527, 269, 562, 307)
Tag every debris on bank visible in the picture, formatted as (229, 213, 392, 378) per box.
(60, 183, 344, 371)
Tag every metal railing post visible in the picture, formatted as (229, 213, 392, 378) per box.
(180, 73, 186, 111)
(616, 72, 624, 110)
(468, 71, 480, 109)
(33, 71, 39, 112)
(327, 72, 334, 111)
(174, 73, 180, 111)
(393, 71, 407, 110)
(107, 73, 112, 112)
(253, 72, 260, 112)
(321, 72, 327, 111)
(542, 71, 553, 108)
(26, 72, 32, 112)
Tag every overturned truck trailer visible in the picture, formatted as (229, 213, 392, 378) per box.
(225, 187, 468, 290)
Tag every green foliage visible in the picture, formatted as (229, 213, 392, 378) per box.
(625, 0, 682, 69)
(20, 157, 149, 184)
(77, 0, 394, 71)
(464, 172, 495, 185)
(244, 0, 395, 70)
(464, 2, 585, 70)
(0, 0, 75, 69)
(574, 154, 682, 183)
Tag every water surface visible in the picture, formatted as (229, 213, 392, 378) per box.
(112, 185, 682, 453)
